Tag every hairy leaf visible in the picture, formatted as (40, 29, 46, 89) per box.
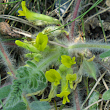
(102, 89, 110, 100)
(88, 91, 99, 110)
(26, 60, 37, 68)
(99, 50, 110, 58)
(0, 85, 11, 100)
(82, 59, 97, 80)
(30, 101, 51, 110)
(5, 102, 26, 110)
(17, 66, 47, 92)
(5, 80, 22, 108)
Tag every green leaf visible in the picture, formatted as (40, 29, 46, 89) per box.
(88, 91, 99, 110)
(30, 101, 51, 110)
(5, 102, 26, 110)
(5, 80, 22, 108)
(82, 59, 97, 80)
(99, 50, 110, 58)
(26, 60, 37, 68)
(0, 85, 11, 100)
(102, 89, 110, 100)
(17, 66, 47, 91)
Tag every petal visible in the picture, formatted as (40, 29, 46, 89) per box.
(45, 71, 55, 82)
(62, 97, 66, 104)
(35, 33, 48, 51)
(18, 10, 25, 16)
(57, 90, 70, 104)
(71, 57, 76, 64)
(56, 94, 63, 98)
(66, 74, 77, 81)
(56, 91, 70, 98)
(21, 1, 27, 14)
(61, 55, 73, 68)
(70, 82, 73, 89)
(45, 69, 61, 85)
(66, 96, 70, 103)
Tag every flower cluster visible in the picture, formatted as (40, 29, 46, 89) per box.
(16, 1, 77, 105)
(44, 55, 77, 104)
(15, 32, 49, 63)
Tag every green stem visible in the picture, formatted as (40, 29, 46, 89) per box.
(38, 52, 60, 70)
(69, 43, 110, 50)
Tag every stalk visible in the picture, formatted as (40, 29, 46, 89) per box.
(69, 42, 110, 50)
(37, 52, 60, 70)
(70, 0, 81, 40)
(74, 87, 80, 110)
(0, 41, 16, 79)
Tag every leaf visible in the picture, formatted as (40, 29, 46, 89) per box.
(0, 85, 11, 100)
(99, 50, 110, 58)
(82, 59, 97, 80)
(17, 66, 47, 92)
(88, 91, 99, 110)
(30, 101, 51, 110)
(5, 102, 26, 110)
(102, 89, 110, 100)
(5, 80, 22, 108)
(26, 60, 37, 68)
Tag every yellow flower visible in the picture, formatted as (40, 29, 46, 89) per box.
(56, 90, 70, 104)
(34, 32, 48, 51)
(18, 1, 60, 25)
(66, 74, 77, 89)
(61, 55, 76, 68)
(18, 1, 34, 21)
(45, 69, 61, 86)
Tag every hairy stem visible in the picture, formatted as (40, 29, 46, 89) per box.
(69, 42, 110, 50)
(0, 42, 16, 79)
(70, 0, 81, 40)
(37, 52, 60, 70)
(74, 87, 80, 110)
